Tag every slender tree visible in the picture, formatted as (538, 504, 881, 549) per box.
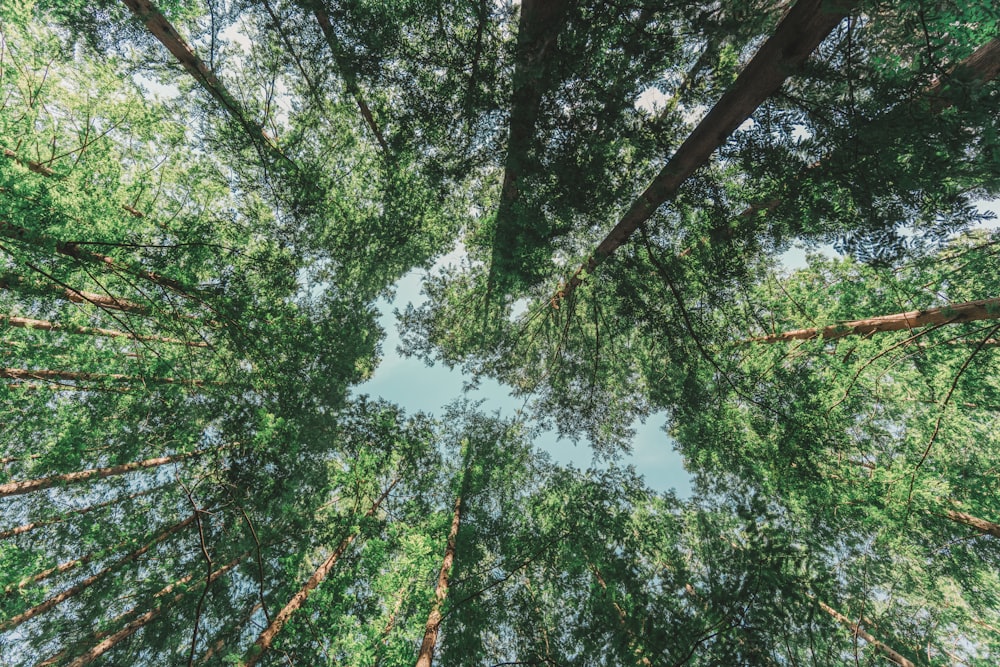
(553, 0, 855, 305)
(245, 477, 400, 666)
(414, 484, 466, 667)
(309, 1, 389, 153)
(0, 450, 206, 498)
(0, 514, 195, 630)
(751, 295, 1000, 342)
(120, 0, 288, 161)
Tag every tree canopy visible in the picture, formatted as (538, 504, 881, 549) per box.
(1, 0, 998, 665)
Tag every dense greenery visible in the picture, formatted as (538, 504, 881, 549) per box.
(1, 0, 998, 664)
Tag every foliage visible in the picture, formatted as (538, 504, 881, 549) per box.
(1, 0, 998, 665)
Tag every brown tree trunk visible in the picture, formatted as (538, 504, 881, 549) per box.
(61, 287, 149, 313)
(2, 146, 55, 175)
(312, 5, 389, 153)
(4, 382, 122, 393)
(245, 477, 400, 666)
(925, 37, 1000, 111)
(946, 509, 1000, 538)
(119, 0, 285, 160)
(199, 602, 262, 664)
(553, 0, 854, 306)
(0, 219, 195, 295)
(414, 489, 466, 667)
(373, 582, 409, 667)
(4, 536, 132, 595)
(0, 272, 150, 314)
(0, 485, 164, 540)
(751, 296, 1000, 343)
(0, 314, 206, 346)
(490, 0, 571, 278)
(0, 450, 206, 498)
(0, 367, 210, 388)
(681, 37, 1000, 256)
(2, 146, 146, 216)
(462, 0, 489, 120)
(64, 551, 248, 667)
(818, 600, 916, 667)
(0, 514, 196, 630)
(35, 568, 200, 667)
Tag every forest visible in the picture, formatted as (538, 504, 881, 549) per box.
(0, 0, 998, 664)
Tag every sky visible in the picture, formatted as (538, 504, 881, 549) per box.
(354, 198, 1000, 499)
(354, 254, 694, 498)
(349, 85, 718, 498)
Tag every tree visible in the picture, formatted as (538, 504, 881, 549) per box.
(3, 0, 999, 664)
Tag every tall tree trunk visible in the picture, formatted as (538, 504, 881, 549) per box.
(681, 37, 1000, 255)
(0, 450, 206, 498)
(751, 296, 1000, 343)
(0, 367, 211, 387)
(946, 509, 1000, 538)
(61, 287, 149, 313)
(4, 536, 133, 595)
(2, 146, 146, 217)
(462, 0, 489, 121)
(373, 582, 409, 667)
(0, 485, 164, 540)
(553, 0, 855, 306)
(0, 272, 150, 314)
(489, 0, 571, 282)
(0, 314, 206, 346)
(35, 568, 200, 667)
(818, 600, 916, 667)
(311, 3, 389, 153)
(245, 477, 400, 667)
(63, 550, 248, 667)
(925, 37, 1000, 110)
(0, 514, 196, 630)
(2, 146, 55, 176)
(0, 220, 196, 296)
(119, 0, 287, 161)
(414, 477, 468, 667)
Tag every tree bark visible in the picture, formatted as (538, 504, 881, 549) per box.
(589, 564, 651, 666)
(751, 296, 1000, 343)
(946, 509, 1000, 538)
(35, 569, 199, 667)
(61, 287, 149, 313)
(198, 602, 262, 664)
(681, 37, 1000, 256)
(818, 600, 916, 667)
(311, 3, 390, 153)
(3, 146, 148, 216)
(0, 485, 164, 540)
(553, 0, 855, 306)
(414, 485, 467, 667)
(245, 477, 400, 666)
(0, 272, 150, 314)
(490, 0, 571, 280)
(0, 367, 210, 388)
(0, 219, 195, 295)
(925, 37, 1000, 112)
(0, 449, 206, 498)
(3, 536, 132, 595)
(2, 146, 55, 176)
(0, 314, 206, 346)
(63, 551, 248, 667)
(373, 582, 409, 667)
(0, 514, 196, 630)
(120, 0, 286, 159)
